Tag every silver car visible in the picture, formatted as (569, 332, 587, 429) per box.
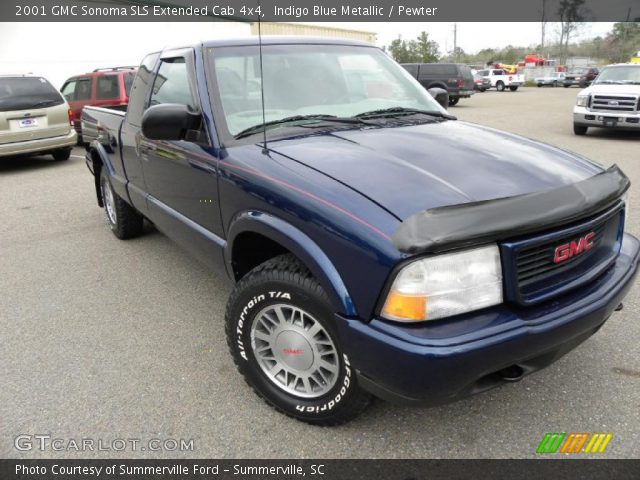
(0, 74, 76, 160)
(535, 72, 565, 87)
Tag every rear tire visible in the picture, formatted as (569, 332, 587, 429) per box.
(496, 81, 505, 92)
(564, 84, 570, 88)
(573, 124, 588, 136)
(509, 86, 519, 92)
(448, 97, 459, 106)
(52, 148, 71, 161)
(99, 168, 144, 239)
(225, 254, 372, 426)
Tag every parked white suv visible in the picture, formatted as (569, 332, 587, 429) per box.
(573, 64, 640, 135)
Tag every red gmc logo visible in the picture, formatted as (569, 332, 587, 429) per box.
(553, 232, 596, 263)
(282, 348, 304, 355)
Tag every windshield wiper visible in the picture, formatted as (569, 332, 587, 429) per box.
(354, 107, 456, 120)
(235, 114, 370, 139)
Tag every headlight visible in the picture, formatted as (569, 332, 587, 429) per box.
(576, 95, 589, 107)
(381, 245, 503, 322)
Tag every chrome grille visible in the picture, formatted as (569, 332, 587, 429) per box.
(590, 94, 638, 113)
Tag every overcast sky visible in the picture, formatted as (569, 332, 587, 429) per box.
(0, 22, 615, 87)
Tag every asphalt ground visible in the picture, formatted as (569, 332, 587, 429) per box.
(1, 86, 639, 459)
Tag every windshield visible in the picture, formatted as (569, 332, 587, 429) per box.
(594, 66, 640, 85)
(0, 76, 64, 112)
(207, 44, 445, 137)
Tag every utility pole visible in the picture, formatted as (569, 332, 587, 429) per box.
(453, 23, 458, 55)
(453, 23, 457, 60)
(541, 0, 547, 52)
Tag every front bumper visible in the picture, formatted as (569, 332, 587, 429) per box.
(0, 130, 77, 157)
(574, 106, 640, 129)
(337, 233, 639, 405)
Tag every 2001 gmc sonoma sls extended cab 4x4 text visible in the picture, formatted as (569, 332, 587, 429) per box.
(83, 38, 639, 425)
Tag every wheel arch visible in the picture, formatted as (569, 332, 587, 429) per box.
(88, 141, 115, 207)
(225, 211, 357, 317)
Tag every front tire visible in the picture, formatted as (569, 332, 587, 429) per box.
(496, 81, 505, 92)
(448, 97, 459, 106)
(509, 86, 519, 91)
(573, 124, 588, 135)
(99, 168, 144, 239)
(225, 254, 372, 426)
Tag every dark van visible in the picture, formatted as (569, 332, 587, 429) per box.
(401, 63, 475, 106)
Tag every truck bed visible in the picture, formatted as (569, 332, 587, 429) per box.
(81, 106, 125, 146)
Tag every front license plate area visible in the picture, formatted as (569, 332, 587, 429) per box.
(598, 116, 623, 126)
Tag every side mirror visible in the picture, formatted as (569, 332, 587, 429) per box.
(141, 104, 202, 142)
(428, 88, 449, 110)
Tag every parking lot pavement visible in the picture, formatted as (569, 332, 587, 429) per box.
(1, 87, 639, 459)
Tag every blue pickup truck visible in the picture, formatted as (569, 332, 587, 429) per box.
(83, 37, 639, 425)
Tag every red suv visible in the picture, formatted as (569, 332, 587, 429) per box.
(61, 67, 136, 143)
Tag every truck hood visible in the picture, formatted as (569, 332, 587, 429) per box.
(580, 84, 640, 96)
(268, 121, 602, 220)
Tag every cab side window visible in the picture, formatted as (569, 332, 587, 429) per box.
(149, 58, 196, 111)
(126, 52, 159, 126)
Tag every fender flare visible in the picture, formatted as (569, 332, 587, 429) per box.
(89, 140, 117, 176)
(225, 211, 357, 317)
(87, 141, 115, 207)
(88, 140, 130, 206)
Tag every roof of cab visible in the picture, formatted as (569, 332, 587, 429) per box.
(200, 36, 375, 48)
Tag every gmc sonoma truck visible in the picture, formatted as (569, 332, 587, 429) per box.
(84, 38, 639, 425)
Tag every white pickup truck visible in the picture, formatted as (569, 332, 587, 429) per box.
(573, 63, 640, 135)
(477, 68, 524, 91)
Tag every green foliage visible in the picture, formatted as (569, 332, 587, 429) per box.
(606, 22, 640, 62)
(385, 22, 640, 67)
(387, 32, 440, 63)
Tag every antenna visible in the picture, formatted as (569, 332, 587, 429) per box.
(257, 3, 268, 155)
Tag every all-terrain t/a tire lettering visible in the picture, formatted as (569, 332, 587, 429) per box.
(225, 254, 372, 426)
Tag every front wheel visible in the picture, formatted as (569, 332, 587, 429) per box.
(226, 254, 372, 426)
(448, 97, 459, 106)
(509, 86, 519, 91)
(496, 81, 505, 92)
(573, 124, 588, 135)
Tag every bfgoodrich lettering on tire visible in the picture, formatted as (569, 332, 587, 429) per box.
(225, 254, 372, 425)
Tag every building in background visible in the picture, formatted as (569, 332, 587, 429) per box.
(250, 22, 377, 44)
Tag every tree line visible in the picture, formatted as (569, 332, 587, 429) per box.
(385, 22, 640, 66)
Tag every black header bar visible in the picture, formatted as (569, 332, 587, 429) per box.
(5, 0, 640, 22)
